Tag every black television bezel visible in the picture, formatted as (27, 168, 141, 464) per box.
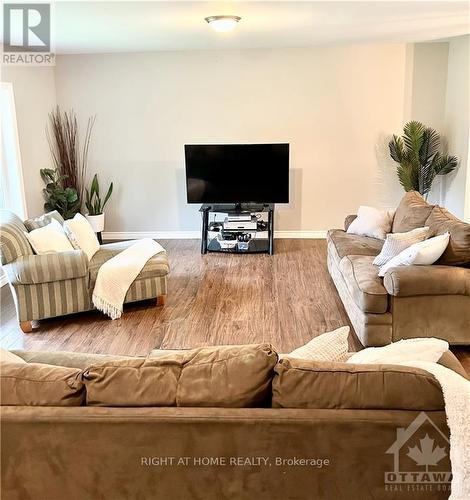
(184, 143, 290, 205)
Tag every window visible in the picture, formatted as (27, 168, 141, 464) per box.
(0, 82, 27, 219)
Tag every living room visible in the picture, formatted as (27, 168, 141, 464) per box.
(1, 2, 469, 499)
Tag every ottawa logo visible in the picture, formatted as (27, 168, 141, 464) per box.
(385, 412, 451, 488)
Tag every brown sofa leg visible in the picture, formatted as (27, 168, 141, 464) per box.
(20, 321, 33, 333)
(156, 295, 166, 307)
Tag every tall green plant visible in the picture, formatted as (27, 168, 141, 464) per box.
(85, 174, 113, 215)
(389, 121, 458, 197)
(40, 168, 79, 219)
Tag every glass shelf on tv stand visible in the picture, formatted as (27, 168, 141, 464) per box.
(199, 203, 274, 215)
(199, 204, 275, 255)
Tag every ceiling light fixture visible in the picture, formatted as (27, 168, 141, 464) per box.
(205, 15, 241, 33)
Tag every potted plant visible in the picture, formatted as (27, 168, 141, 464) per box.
(85, 174, 113, 232)
(389, 120, 458, 198)
(45, 106, 95, 217)
(40, 168, 80, 220)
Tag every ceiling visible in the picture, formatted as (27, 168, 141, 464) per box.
(53, 1, 470, 54)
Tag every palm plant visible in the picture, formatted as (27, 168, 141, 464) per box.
(389, 121, 458, 198)
(85, 174, 113, 215)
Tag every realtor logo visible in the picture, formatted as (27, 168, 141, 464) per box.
(385, 412, 451, 488)
(3, 3, 50, 51)
(3, 3, 54, 65)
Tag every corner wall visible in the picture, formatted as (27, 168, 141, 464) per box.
(442, 35, 470, 220)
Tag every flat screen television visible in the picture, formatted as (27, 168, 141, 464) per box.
(184, 143, 289, 204)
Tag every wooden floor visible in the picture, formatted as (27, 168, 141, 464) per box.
(1, 239, 469, 373)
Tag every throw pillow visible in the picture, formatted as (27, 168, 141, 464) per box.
(347, 206, 394, 240)
(24, 210, 65, 232)
(373, 226, 429, 266)
(284, 326, 350, 362)
(425, 206, 470, 266)
(378, 232, 450, 277)
(64, 213, 100, 260)
(392, 191, 434, 233)
(24, 219, 75, 255)
(347, 337, 449, 365)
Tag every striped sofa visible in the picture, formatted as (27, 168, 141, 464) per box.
(0, 210, 169, 333)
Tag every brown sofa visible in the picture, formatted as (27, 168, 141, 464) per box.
(327, 192, 470, 347)
(1, 344, 467, 500)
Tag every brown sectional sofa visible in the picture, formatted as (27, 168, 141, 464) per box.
(327, 192, 470, 347)
(1, 344, 467, 500)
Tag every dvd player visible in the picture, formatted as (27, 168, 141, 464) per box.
(223, 216, 257, 230)
(227, 214, 252, 222)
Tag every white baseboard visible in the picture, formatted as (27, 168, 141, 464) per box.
(102, 230, 327, 241)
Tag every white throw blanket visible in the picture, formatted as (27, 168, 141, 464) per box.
(403, 360, 470, 500)
(92, 239, 166, 320)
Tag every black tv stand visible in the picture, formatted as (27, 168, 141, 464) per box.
(200, 203, 275, 255)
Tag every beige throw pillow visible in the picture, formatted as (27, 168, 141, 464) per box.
(285, 326, 350, 362)
(64, 213, 100, 260)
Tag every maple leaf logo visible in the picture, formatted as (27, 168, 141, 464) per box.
(407, 434, 447, 471)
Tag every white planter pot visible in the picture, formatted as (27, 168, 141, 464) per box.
(86, 213, 105, 233)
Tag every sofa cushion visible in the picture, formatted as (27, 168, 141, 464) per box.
(426, 206, 470, 266)
(24, 210, 65, 232)
(439, 350, 469, 380)
(89, 240, 170, 286)
(11, 350, 135, 370)
(83, 355, 182, 407)
(177, 344, 277, 407)
(0, 211, 33, 265)
(83, 344, 277, 407)
(327, 229, 384, 265)
(0, 361, 85, 406)
(392, 191, 434, 233)
(339, 255, 388, 313)
(272, 357, 445, 410)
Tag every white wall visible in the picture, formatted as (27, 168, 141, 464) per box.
(3, 40, 468, 231)
(1, 66, 57, 218)
(408, 42, 450, 205)
(54, 45, 408, 233)
(442, 35, 470, 220)
(410, 42, 449, 131)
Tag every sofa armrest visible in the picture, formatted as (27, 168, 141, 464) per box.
(344, 214, 357, 231)
(383, 265, 470, 297)
(4, 250, 88, 285)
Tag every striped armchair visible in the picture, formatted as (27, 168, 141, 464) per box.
(0, 210, 169, 333)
